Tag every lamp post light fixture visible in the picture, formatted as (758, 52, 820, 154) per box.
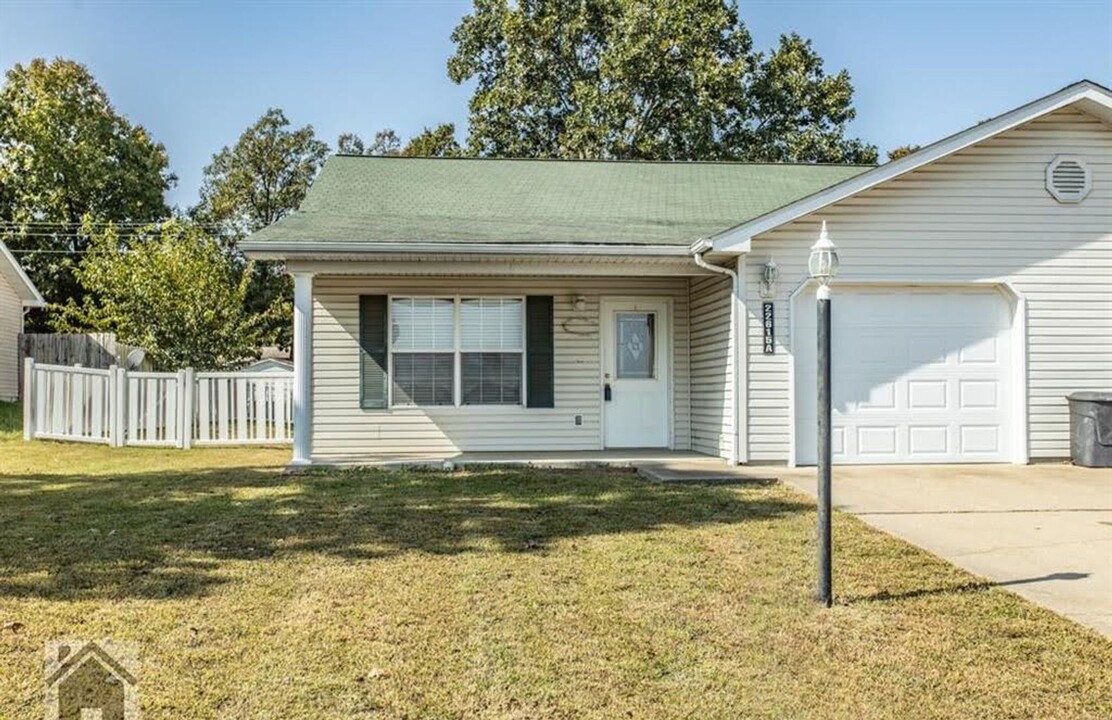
(810, 220, 839, 607)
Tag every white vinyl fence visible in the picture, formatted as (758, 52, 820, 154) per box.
(22, 359, 294, 448)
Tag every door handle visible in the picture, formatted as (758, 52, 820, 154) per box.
(604, 383, 612, 402)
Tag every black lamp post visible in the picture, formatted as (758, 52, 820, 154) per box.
(809, 221, 839, 607)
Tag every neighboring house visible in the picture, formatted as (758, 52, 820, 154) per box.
(0, 241, 46, 401)
(245, 358, 294, 374)
(242, 80, 1112, 467)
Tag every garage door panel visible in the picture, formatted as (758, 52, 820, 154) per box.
(959, 336, 1000, 364)
(908, 380, 948, 409)
(908, 425, 949, 455)
(960, 425, 1001, 454)
(908, 335, 950, 367)
(959, 380, 1000, 409)
(834, 377, 897, 411)
(794, 287, 1013, 465)
(856, 426, 898, 456)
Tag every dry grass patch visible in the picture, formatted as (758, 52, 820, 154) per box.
(0, 410, 1109, 718)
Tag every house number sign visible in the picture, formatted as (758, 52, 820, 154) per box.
(763, 302, 775, 355)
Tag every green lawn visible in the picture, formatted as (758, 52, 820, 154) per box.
(0, 402, 1109, 718)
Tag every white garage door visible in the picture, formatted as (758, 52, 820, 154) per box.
(794, 287, 1014, 465)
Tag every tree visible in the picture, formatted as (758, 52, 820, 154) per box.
(731, 33, 877, 163)
(194, 108, 329, 238)
(53, 220, 261, 370)
(401, 124, 461, 157)
(337, 132, 365, 155)
(0, 58, 175, 320)
(368, 129, 402, 156)
(448, 0, 875, 163)
(192, 108, 329, 349)
(337, 128, 405, 156)
(887, 144, 920, 162)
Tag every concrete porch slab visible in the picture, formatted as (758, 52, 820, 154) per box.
(301, 449, 720, 471)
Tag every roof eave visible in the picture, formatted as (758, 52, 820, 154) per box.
(0, 242, 46, 306)
(711, 80, 1112, 251)
(240, 240, 695, 259)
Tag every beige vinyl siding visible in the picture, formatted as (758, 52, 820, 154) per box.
(310, 275, 691, 462)
(689, 275, 733, 458)
(745, 106, 1112, 462)
(0, 276, 22, 401)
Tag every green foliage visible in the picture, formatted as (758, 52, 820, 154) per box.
(448, 0, 876, 163)
(337, 132, 365, 155)
(887, 144, 921, 162)
(192, 108, 328, 349)
(369, 129, 402, 156)
(0, 58, 175, 318)
(731, 33, 877, 163)
(193, 108, 329, 238)
(0, 401, 19, 440)
(53, 220, 262, 370)
(401, 123, 461, 157)
(337, 128, 417, 156)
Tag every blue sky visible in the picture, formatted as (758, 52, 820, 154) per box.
(1, 0, 1109, 210)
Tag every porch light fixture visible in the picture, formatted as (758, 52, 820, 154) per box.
(572, 295, 587, 312)
(759, 258, 780, 299)
(808, 221, 839, 286)
(809, 220, 838, 609)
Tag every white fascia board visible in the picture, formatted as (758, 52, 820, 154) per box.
(0, 241, 46, 306)
(240, 240, 693, 258)
(712, 81, 1112, 252)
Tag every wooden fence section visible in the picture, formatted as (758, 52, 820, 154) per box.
(17, 333, 151, 398)
(22, 360, 293, 448)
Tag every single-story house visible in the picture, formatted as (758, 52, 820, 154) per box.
(242, 80, 1112, 467)
(0, 241, 46, 401)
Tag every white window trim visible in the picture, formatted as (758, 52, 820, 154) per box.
(387, 294, 527, 409)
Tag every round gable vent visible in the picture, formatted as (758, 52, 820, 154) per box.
(1046, 155, 1091, 203)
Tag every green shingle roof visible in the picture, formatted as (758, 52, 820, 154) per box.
(246, 156, 871, 247)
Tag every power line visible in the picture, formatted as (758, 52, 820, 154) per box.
(6, 248, 90, 254)
(0, 222, 226, 229)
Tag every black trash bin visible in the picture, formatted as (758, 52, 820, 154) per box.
(1067, 392, 1112, 468)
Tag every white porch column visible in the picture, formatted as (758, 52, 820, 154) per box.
(291, 271, 315, 466)
(734, 254, 748, 464)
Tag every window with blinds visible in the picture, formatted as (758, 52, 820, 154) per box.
(390, 298, 455, 406)
(387, 297, 526, 407)
(460, 298, 523, 405)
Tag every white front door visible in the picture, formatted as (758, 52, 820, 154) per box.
(794, 287, 1014, 465)
(602, 298, 670, 448)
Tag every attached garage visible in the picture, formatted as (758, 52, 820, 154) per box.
(792, 285, 1024, 465)
(709, 80, 1111, 467)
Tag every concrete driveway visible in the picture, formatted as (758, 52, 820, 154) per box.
(782, 463, 1112, 638)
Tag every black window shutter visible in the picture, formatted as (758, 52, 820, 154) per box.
(359, 295, 389, 409)
(526, 295, 554, 408)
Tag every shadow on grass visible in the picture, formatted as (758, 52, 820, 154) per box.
(0, 464, 808, 601)
(852, 571, 1093, 603)
(850, 581, 994, 603)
